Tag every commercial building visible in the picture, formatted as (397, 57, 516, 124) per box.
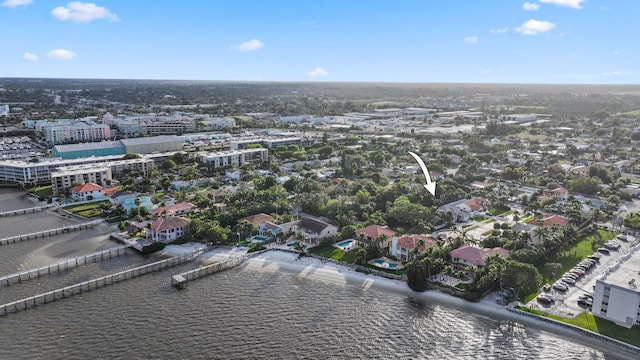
(591, 244, 640, 328)
(51, 135, 183, 159)
(198, 148, 268, 169)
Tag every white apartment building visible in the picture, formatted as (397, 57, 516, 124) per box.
(51, 166, 111, 196)
(0, 153, 165, 184)
(591, 243, 640, 328)
(50, 158, 155, 195)
(198, 148, 268, 169)
(39, 120, 111, 144)
(199, 117, 236, 130)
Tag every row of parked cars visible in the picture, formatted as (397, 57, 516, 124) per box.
(577, 293, 594, 308)
(552, 254, 601, 292)
(597, 237, 623, 255)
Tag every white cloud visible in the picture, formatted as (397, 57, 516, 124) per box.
(47, 49, 77, 60)
(539, 0, 585, 9)
(464, 36, 479, 44)
(22, 52, 38, 62)
(523, 2, 540, 11)
(601, 71, 623, 77)
(51, 2, 119, 23)
(307, 67, 328, 78)
(1, 0, 32, 7)
(490, 27, 509, 34)
(515, 19, 556, 35)
(234, 39, 264, 52)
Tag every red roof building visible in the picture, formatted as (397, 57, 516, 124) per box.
(527, 214, 569, 227)
(464, 197, 489, 212)
(392, 234, 438, 261)
(237, 213, 276, 227)
(149, 202, 197, 217)
(149, 216, 191, 243)
(70, 183, 104, 202)
(450, 245, 509, 267)
(355, 225, 397, 247)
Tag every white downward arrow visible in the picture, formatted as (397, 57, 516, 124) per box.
(408, 151, 437, 197)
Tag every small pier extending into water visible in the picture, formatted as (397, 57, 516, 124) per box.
(172, 254, 249, 288)
(0, 248, 204, 316)
(0, 219, 103, 246)
(0, 245, 131, 287)
(0, 204, 55, 217)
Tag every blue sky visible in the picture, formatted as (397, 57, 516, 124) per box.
(1, 0, 637, 84)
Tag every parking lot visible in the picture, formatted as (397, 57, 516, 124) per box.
(527, 234, 638, 317)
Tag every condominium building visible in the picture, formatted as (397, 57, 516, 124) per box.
(591, 244, 640, 328)
(198, 148, 268, 169)
(51, 166, 112, 196)
(39, 120, 111, 144)
(50, 158, 155, 195)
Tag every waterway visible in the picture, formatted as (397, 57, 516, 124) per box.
(0, 188, 632, 359)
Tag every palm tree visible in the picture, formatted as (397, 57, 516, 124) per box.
(134, 197, 141, 218)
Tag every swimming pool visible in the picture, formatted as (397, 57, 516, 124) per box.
(372, 259, 398, 269)
(334, 239, 355, 251)
(250, 235, 268, 243)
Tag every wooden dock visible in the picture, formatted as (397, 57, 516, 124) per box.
(0, 248, 204, 316)
(171, 254, 248, 288)
(0, 204, 55, 217)
(0, 219, 103, 246)
(0, 245, 131, 287)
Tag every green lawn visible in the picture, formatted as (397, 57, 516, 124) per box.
(63, 200, 111, 218)
(517, 306, 640, 347)
(29, 185, 53, 200)
(472, 216, 488, 222)
(308, 244, 358, 263)
(488, 205, 510, 216)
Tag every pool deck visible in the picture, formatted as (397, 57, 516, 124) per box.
(368, 256, 405, 270)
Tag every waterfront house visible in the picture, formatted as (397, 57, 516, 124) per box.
(450, 245, 509, 268)
(390, 234, 438, 261)
(149, 216, 191, 243)
(287, 216, 338, 244)
(238, 213, 276, 229)
(355, 225, 397, 248)
(70, 183, 104, 202)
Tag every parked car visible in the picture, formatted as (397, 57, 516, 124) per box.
(561, 277, 576, 285)
(537, 295, 554, 305)
(553, 283, 568, 291)
(597, 247, 610, 255)
(542, 284, 551, 292)
(616, 235, 628, 242)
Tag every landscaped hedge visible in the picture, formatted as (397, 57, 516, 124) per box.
(141, 242, 166, 255)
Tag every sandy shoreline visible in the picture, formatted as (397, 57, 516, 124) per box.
(230, 249, 640, 359)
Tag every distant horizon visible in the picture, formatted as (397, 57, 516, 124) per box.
(2, 76, 639, 88)
(1, 1, 638, 84)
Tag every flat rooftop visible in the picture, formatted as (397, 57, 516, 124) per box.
(597, 243, 640, 291)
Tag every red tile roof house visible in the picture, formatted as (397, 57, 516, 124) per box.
(149, 216, 191, 243)
(70, 183, 104, 202)
(237, 213, 276, 228)
(542, 187, 569, 201)
(355, 225, 397, 248)
(450, 245, 509, 268)
(390, 234, 438, 261)
(527, 214, 569, 227)
(149, 202, 197, 217)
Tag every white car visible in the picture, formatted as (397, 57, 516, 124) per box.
(553, 283, 568, 291)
